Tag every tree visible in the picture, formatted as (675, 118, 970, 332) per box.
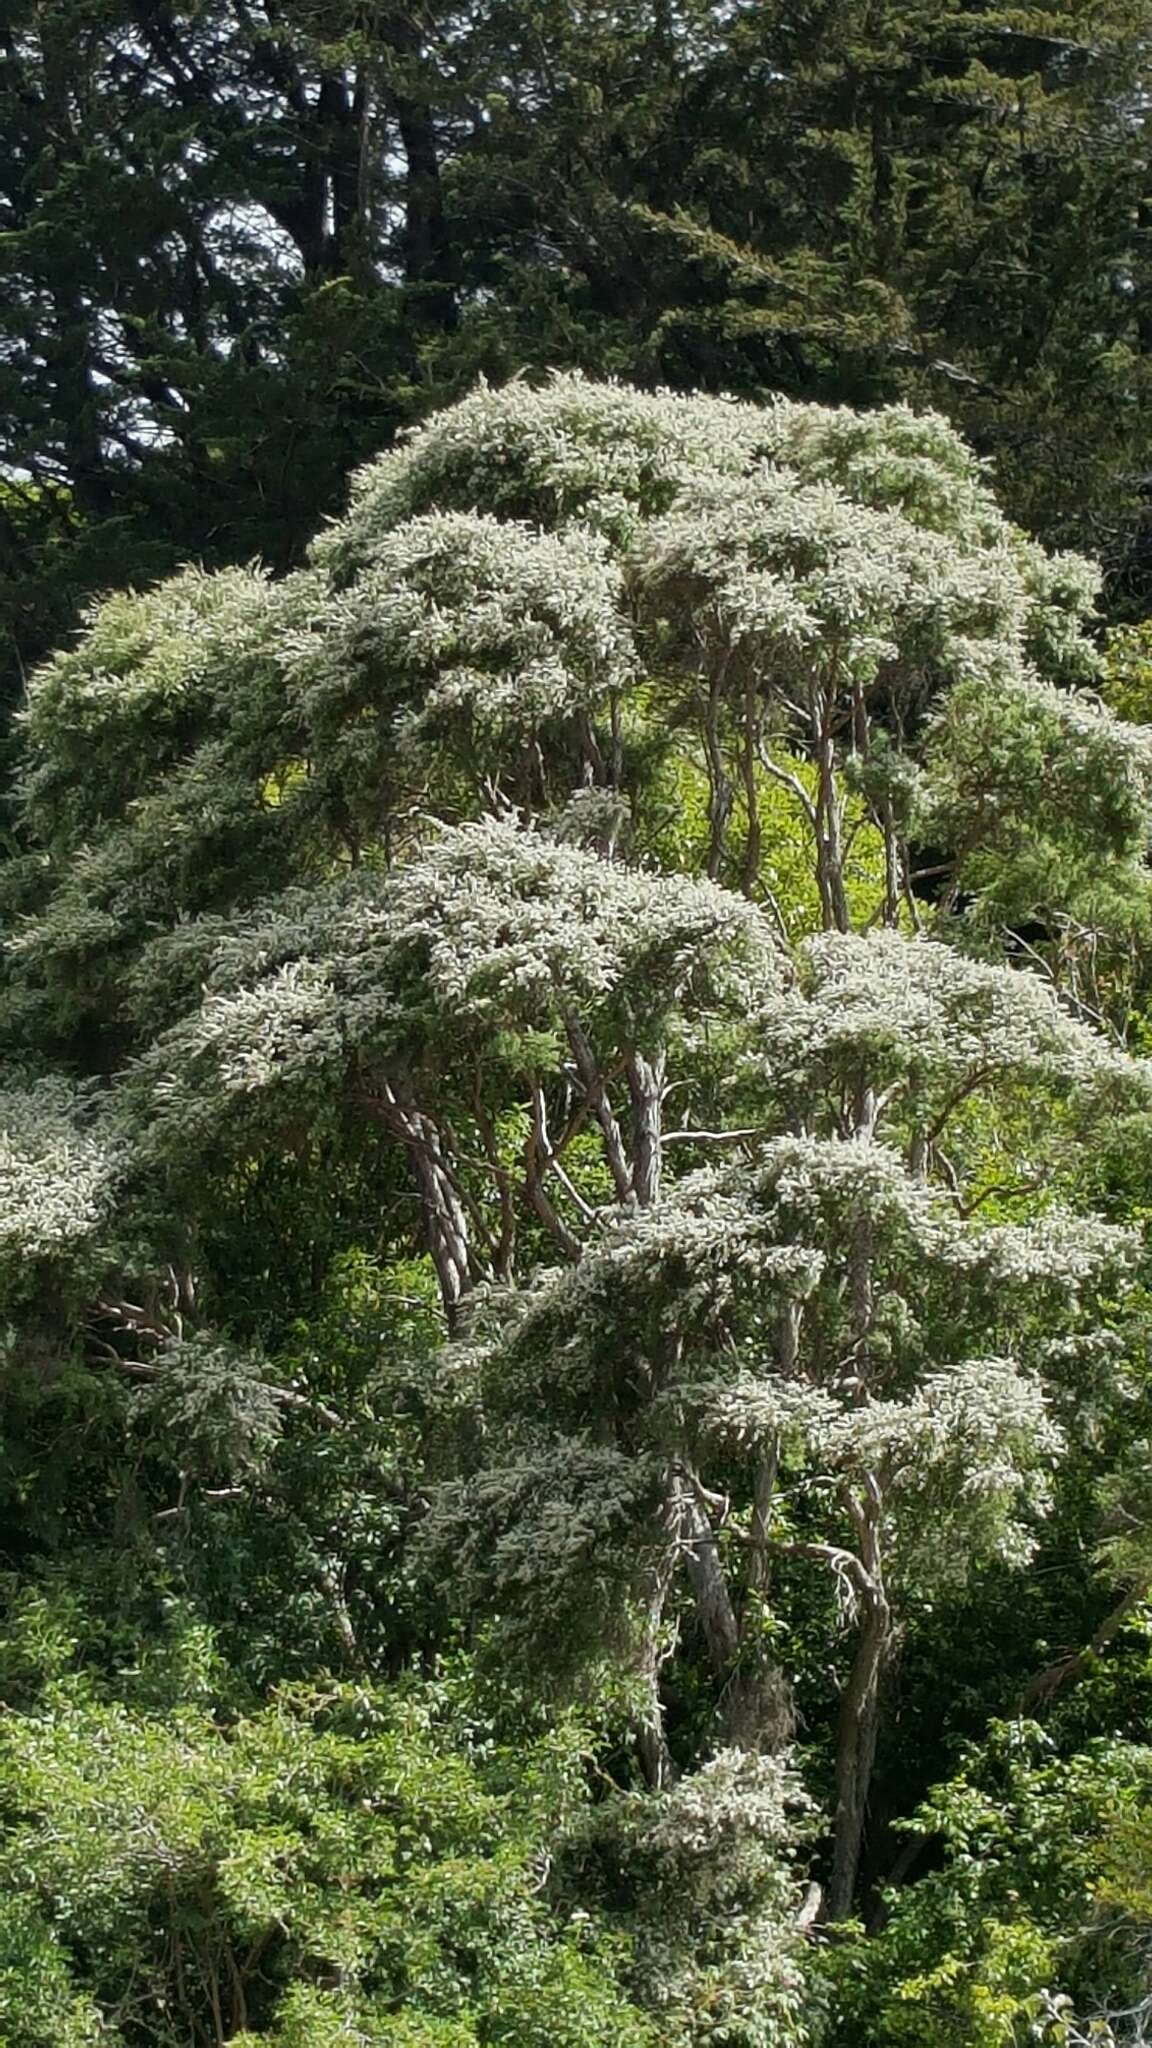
(2, 374, 1151, 2033)
(829, 1720, 1152, 2047)
(0, 1662, 659, 2048)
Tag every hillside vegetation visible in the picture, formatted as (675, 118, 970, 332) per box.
(3, 374, 1152, 2044)
(6, 5, 1152, 2042)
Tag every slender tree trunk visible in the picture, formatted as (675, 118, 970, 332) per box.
(747, 1435, 780, 1595)
(523, 1080, 584, 1260)
(741, 677, 762, 896)
(565, 1014, 634, 1203)
(828, 1497, 892, 1919)
(829, 1597, 890, 1916)
(635, 1487, 681, 1789)
(680, 1480, 794, 1752)
(679, 1486, 740, 1662)
(635, 1692, 674, 1790)
(815, 712, 849, 933)
(882, 802, 902, 929)
(372, 1082, 474, 1327)
(386, 2, 457, 336)
(402, 1121, 473, 1328)
(626, 1050, 665, 1207)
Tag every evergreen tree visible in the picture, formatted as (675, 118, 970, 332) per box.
(5, 381, 1152, 2048)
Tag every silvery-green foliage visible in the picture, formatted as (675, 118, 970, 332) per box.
(311, 372, 773, 569)
(630, 466, 1034, 702)
(316, 371, 1025, 578)
(6, 373, 1127, 1076)
(127, 818, 783, 1155)
(482, 1132, 1134, 1409)
(922, 671, 1152, 884)
(754, 400, 1003, 544)
(750, 926, 1142, 1113)
(0, 1075, 115, 1280)
(130, 1333, 283, 1480)
(418, 1441, 666, 1671)
(633, 1748, 809, 1865)
(18, 566, 278, 852)
(820, 1357, 1063, 1581)
(379, 817, 781, 1033)
(151, 959, 348, 1112)
(583, 1750, 817, 2048)
(123, 884, 398, 1155)
(7, 738, 296, 1037)
(544, 785, 635, 856)
(1015, 547, 1107, 689)
(285, 512, 636, 795)
(5, 564, 320, 1042)
(954, 1210, 1135, 1289)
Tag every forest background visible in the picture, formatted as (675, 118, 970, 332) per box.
(8, 3, 1152, 2045)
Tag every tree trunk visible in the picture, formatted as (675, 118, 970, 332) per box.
(828, 1500, 892, 1920)
(382, 4, 457, 334)
(815, 715, 850, 934)
(741, 676, 762, 896)
(680, 1489, 741, 1672)
(680, 1482, 794, 1752)
(371, 1081, 474, 1327)
(882, 801, 902, 929)
(523, 1080, 585, 1260)
(634, 1491, 681, 1790)
(403, 1119, 473, 1328)
(565, 1014, 634, 1203)
(626, 1050, 665, 1207)
(703, 676, 733, 881)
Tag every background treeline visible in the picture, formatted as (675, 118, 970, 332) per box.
(5, 0, 1152, 707)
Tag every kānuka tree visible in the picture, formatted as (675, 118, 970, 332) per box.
(5, 373, 1152, 2039)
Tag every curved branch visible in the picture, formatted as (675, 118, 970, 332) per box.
(1021, 1586, 1147, 1710)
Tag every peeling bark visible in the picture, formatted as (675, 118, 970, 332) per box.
(626, 1050, 665, 1208)
(372, 1081, 475, 1327)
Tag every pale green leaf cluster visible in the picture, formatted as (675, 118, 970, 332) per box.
(126, 817, 783, 1161)
(130, 1333, 285, 1479)
(751, 927, 1143, 1106)
(632, 469, 1030, 697)
(285, 513, 634, 774)
(585, 1750, 817, 2048)
(18, 565, 279, 850)
(0, 1075, 115, 1275)
(311, 372, 775, 564)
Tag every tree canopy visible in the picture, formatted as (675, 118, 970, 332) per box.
(5, 372, 1152, 2043)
